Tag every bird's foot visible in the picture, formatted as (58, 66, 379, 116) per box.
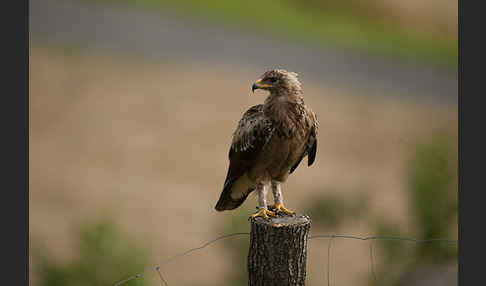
(268, 203, 295, 216)
(249, 208, 276, 220)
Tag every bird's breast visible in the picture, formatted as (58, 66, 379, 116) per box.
(247, 102, 312, 182)
(249, 127, 308, 181)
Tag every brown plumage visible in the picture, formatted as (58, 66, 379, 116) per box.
(215, 69, 318, 219)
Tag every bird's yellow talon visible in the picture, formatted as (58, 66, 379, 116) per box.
(268, 203, 295, 215)
(249, 208, 276, 220)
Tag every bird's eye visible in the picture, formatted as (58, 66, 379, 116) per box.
(268, 77, 277, 83)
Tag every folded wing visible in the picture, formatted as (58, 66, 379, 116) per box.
(215, 105, 274, 211)
(289, 110, 318, 174)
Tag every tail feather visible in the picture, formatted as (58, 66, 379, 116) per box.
(215, 176, 254, 211)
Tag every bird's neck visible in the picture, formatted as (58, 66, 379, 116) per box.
(263, 91, 305, 125)
(264, 90, 304, 106)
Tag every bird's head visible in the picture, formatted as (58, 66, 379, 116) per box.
(252, 69, 302, 96)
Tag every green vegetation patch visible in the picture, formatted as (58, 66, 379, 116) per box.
(95, 0, 457, 67)
(33, 218, 150, 286)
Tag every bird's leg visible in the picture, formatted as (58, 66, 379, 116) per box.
(269, 181, 295, 215)
(249, 183, 276, 220)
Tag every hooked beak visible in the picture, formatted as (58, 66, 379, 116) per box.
(252, 82, 259, 93)
(251, 79, 272, 93)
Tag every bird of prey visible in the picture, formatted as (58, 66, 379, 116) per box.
(215, 69, 318, 219)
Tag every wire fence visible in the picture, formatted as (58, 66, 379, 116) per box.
(113, 231, 457, 286)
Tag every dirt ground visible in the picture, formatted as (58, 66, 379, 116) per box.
(29, 42, 457, 286)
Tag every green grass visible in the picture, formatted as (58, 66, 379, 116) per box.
(95, 0, 457, 67)
(33, 218, 150, 286)
(368, 134, 457, 286)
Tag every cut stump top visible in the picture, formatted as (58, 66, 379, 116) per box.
(250, 214, 311, 228)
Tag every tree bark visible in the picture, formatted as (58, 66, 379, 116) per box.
(247, 214, 311, 286)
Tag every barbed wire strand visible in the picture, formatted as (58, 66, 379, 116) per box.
(158, 232, 251, 267)
(155, 266, 168, 286)
(114, 232, 457, 286)
(113, 232, 250, 286)
(327, 236, 334, 286)
(370, 241, 377, 284)
(308, 234, 457, 244)
(309, 234, 457, 286)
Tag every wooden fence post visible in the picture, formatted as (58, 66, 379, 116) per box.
(247, 214, 311, 286)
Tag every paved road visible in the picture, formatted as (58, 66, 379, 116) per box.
(30, 0, 457, 104)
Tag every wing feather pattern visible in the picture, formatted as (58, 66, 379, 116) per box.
(215, 105, 273, 211)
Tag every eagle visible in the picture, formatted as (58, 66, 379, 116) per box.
(215, 69, 318, 219)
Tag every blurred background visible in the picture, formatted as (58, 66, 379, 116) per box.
(29, 0, 457, 285)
